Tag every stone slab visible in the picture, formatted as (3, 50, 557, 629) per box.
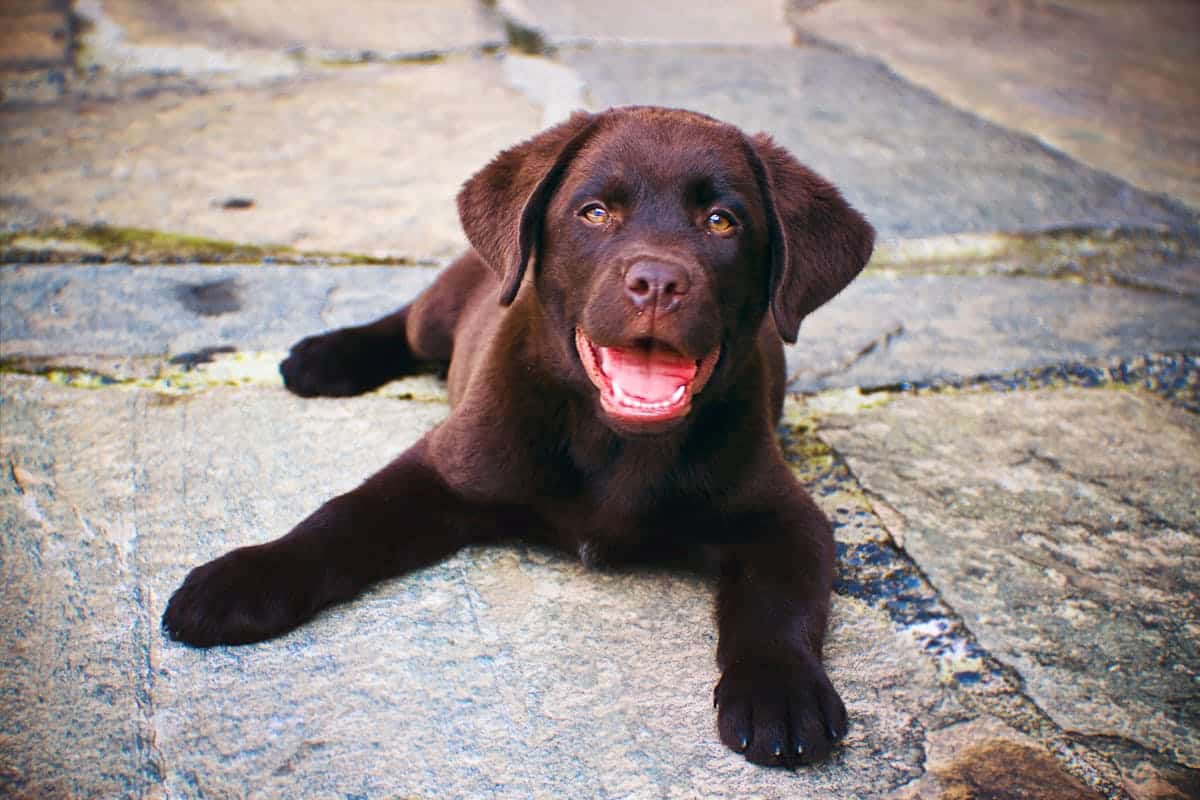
(789, 0, 1200, 209)
(7, 266, 1199, 398)
(819, 388, 1200, 778)
(788, 274, 1200, 391)
(85, 0, 504, 66)
(0, 264, 440, 359)
(0, 59, 542, 259)
(561, 44, 1198, 240)
(0, 0, 71, 68)
(893, 717, 1104, 800)
(0, 385, 155, 797)
(0, 375, 955, 797)
(498, 0, 792, 46)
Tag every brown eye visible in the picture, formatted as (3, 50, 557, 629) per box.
(706, 211, 735, 234)
(581, 204, 609, 225)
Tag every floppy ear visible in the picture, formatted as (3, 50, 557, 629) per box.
(747, 134, 875, 343)
(457, 111, 601, 305)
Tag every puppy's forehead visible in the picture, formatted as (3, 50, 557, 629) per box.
(573, 112, 758, 194)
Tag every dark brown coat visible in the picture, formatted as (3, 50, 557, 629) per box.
(163, 106, 875, 767)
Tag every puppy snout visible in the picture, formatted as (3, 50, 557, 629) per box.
(625, 261, 691, 312)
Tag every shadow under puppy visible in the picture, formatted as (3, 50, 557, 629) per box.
(163, 106, 874, 767)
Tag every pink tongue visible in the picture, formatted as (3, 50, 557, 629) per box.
(598, 346, 697, 401)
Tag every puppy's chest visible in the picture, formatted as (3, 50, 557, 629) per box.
(556, 481, 710, 568)
(537, 433, 726, 565)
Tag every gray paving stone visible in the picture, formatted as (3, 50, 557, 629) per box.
(0, 388, 157, 797)
(561, 44, 1197, 240)
(8, 266, 1198, 399)
(788, 0, 1200, 209)
(0, 264, 439, 358)
(789, 274, 1200, 391)
(819, 388, 1200, 783)
(0, 375, 955, 797)
(498, 0, 792, 46)
(0, 0, 71, 68)
(86, 0, 505, 64)
(0, 59, 542, 259)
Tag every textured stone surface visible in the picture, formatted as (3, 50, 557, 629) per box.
(893, 717, 1104, 800)
(562, 44, 1197, 240)
(499, 0, 792, 45)
(88, 0, 505, 64)
(8, 266, 1198, 399)
(0, 375, 953, 798)
(0, 59, 541, 259)
(0, 264, 439, 358)
(4, 2, 1199, 795)
(789, 0, 1200, 209)
(0, 395, 155, 797)
(0, 0, 71, 67)
(788, 275, 1200, 391)
(819, 388, 1200, 772)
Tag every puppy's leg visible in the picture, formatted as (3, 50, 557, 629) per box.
(281, 252, 490, 397)
(162, 438, 518, 647)
(281, 304, 420, 397)
(711, 491, 847, 767)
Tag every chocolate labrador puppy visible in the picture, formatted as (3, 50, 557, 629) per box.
(162, 106, 874, 767)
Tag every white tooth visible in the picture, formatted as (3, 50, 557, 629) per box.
(611, 380, 686, 411)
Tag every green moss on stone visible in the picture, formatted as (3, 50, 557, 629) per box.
(0, 224, 415, 266)
(868, 225, 1200, 287)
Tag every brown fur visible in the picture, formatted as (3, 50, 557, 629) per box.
(163, 106, 875, 767)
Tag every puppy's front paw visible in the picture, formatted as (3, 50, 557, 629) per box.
(280, 327, 386, 398)
(162, 544, 313, 647)
(714, 658, 847, 767)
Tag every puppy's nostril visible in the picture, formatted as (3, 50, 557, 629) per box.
(625, 261, 691, 309)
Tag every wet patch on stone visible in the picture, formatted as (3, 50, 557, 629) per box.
(174, 277, 241, 317)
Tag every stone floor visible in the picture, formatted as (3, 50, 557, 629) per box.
(1, 2, 1197, 798)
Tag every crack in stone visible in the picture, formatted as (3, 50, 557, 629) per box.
(1004, 540, 1110, 597)
(1018, 447, 1190, 535)
(788, 321, 905, 385)
(8, 456, 51, 528)
(125, 398, 168, 790)
(316, 284, 338, 328)
(858, 351, 1200, 414)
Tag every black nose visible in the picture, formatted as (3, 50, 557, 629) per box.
(624, 261, 691, 311)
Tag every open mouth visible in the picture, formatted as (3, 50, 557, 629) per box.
(575, 329, 720, 426)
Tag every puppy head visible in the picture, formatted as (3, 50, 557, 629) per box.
(458, 107, 874, 433)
